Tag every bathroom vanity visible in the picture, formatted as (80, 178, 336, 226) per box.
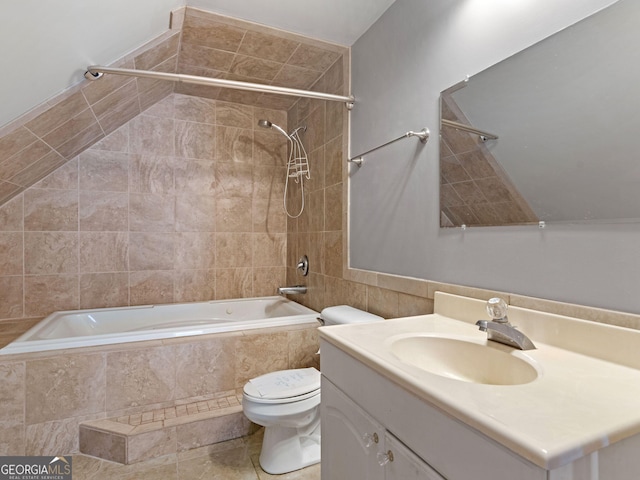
(319, 293, 640, 480)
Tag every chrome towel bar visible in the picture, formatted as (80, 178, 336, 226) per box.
(348, 128, 429, 167)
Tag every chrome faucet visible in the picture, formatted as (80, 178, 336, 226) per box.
(277, 285, 307, 295)
(475, 298, 536, 350)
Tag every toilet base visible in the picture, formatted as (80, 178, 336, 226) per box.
(258, 421, 321, 474)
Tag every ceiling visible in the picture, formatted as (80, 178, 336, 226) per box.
(186, 0, 397, 46)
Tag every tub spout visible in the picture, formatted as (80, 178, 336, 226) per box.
(277, 285, 307, 295)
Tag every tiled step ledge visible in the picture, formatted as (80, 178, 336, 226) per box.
(80, 390, 257, 464)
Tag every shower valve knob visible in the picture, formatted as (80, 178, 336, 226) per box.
(296, 255, 309, 276)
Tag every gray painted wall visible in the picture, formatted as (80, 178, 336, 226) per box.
(348, 0, 640, 313)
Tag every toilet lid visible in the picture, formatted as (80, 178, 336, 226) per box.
(244, 367, 320, 400)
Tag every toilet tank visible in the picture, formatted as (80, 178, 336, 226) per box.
(320, 306, 384, 326)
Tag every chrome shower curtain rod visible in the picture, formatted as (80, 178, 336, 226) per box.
(84, 66, 355, 109)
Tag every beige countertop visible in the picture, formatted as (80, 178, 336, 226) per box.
(319, 293, 640, 470)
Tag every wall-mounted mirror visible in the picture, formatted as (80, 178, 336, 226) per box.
(439, 0, 640, 228)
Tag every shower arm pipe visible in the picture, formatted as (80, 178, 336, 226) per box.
(441, 119, 498, 140)
(84, 66, 355, 109)
(348, 128, 429, 167)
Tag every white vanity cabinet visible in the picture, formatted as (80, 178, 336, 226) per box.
(320, 340, 547, 480)
(322, 377, 445, 480)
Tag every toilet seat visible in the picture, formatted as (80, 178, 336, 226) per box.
(243, 367, 320, 404)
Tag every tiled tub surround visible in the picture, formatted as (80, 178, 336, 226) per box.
(0, 93, 292, 335)
(0, 321, 319, 458)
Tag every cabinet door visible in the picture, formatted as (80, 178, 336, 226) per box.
(321, 378, 385, 480)
(385, 432, 446, 480)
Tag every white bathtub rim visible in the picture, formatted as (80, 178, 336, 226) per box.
(0, 296, 319, 356)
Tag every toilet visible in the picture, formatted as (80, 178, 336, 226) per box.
(242, 305, 383, 474)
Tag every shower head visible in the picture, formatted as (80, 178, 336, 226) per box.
(257, 119, 290, 140)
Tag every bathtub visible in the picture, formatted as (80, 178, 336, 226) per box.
(0, 296, 319, 355)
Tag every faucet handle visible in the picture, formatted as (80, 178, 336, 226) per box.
(486, 297, 508, 321)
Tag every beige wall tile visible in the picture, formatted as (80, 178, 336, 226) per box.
(367, 286, 400, 319)
(175, 121, 216, 160)
(134, 32, 181, 71)
(215, 268, 252, 300)
(174, 95, 216, 124)
(398, 293, 435, 317)
(252, 196, 286, 234)
(0, 276, 23, 318)
(129, 194, 175, 232)
(24, 189, 78, 231)
(175, 232, 215, 270)
(238, 31, 299, 63)
(253, 267, 285, 297)
(173, 160, 214, 196)
(93, 125, 129, 152)
(35, 158, 78, 190)
(24, 274, 79, 316)
(130, 154, 174, 194)
(216, 127, 253, 164)
(25, 353, 105, 424)
(234, 331, 288, 386)
(323, 231, 342, 278)
(9, 154, 67, 190)
(175, 339, 236, 398)
(175, 194, 216, 232)
(0, 195, 23, 231)
(180, 44, 235, 72)
(174, 269, 215, 302)
(79, 191, 128, 231)
(216, 102, 253, 129)
(216, 233, 252, 268)
(97, 98, 141, 136)
(253, 233, 285, 267)
(26, 413, 103, 456)
(24, 232, 78, 275)
(273, 65, 321, 90)
(181, 14, 246, 52)
(130, 271, 174, 306)
(128, 428, 177, 464)
(287, 327, 320, 369)
(25, 92, 90, 138)
(324, 135, 342, 187)
(79, 150, 130, 192)
(130, 116, 175, 156)
(80, 232, 128, 273)
(253, 130, 287, 166)
(215, 162, 253, 199)
(0, 127, 38, 163)
(91, 81, 139, 120)
(106, 346, 175, 411)
(80, 273, 129, 309)
(0, 361, 25, 455)
(0, 140, 53, 181)
(0, 233, 23, 275)
(176, 413, 251, 454)
(215, 197, 252, 232)
(129, 232, 175, 271)
(288, 44, 340, 72)
(79, 427, 127, 464)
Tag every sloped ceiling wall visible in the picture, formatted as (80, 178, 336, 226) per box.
(0, 7, 348, 208)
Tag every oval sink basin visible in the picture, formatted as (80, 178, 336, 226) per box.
(389, 335, 539, 385)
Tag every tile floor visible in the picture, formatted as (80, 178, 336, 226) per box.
(72, 428, 320, 480)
